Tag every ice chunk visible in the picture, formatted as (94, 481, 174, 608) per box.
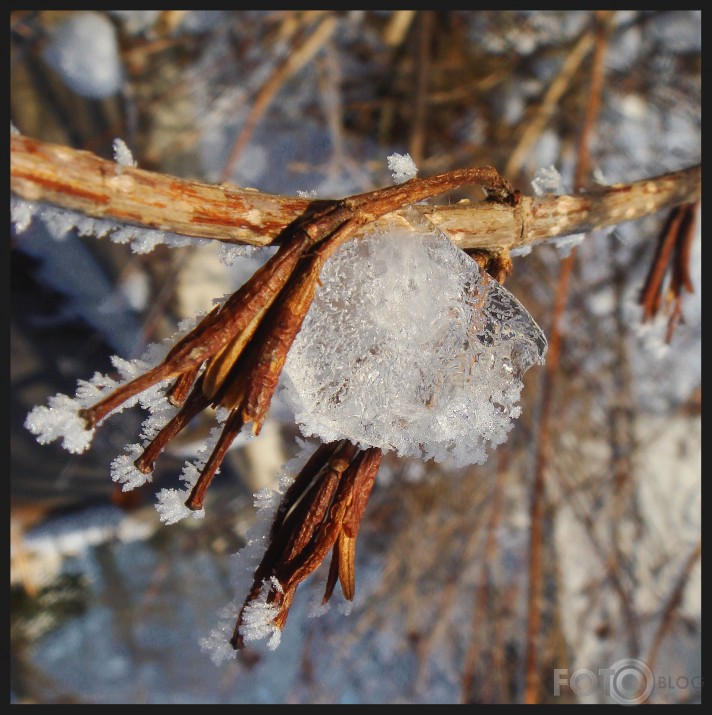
(43, 12, 123, 99)
(283, 217, 547, 467)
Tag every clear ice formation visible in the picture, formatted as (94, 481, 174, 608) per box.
(283, 214, 547, 467)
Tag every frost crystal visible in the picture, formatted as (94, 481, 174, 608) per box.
(24, 394, 96, 454)
(111, 444, 152, 492)
(283, 219, 547, 467)
(154, 428, 231, 525)
(387, 153, 418, 183)
(218, 242, 258, 266)
(531, 164, 562, 195)
(112, 138, 137, 167)
(239, 582, 283, 649)
(10, 196, 34, 234)
(11, 196, 209, 255)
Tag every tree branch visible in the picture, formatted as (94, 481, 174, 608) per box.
(11, 134, 701, 252)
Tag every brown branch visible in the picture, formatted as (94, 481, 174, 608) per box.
(638, 200, 699, 342)
(11, 134, 701, 253)
(382, 10, 416, 47)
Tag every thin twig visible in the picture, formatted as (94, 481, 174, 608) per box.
(382, 10, 416, 47)
(219, 14, 338, 182)
(644, 539, 701, 677)
(638, 200, 699, 342)
(522, 11, 611, 704)
(11, 134, 701, 253)
(505, 30, 595, 179)
(409, 11, 434, 166)
(573, 11, 614, 189)
(460, 451, 506, 703)
(552, 465, 642, 657)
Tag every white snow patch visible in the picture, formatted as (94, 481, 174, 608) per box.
(43, 12, 123, 99)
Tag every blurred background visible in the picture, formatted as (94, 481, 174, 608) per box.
(10, 11, 700, 704)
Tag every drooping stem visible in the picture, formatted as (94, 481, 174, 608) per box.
(185, 409, 247, 511)
(135, 376, 211, 474)
(78, 229, 309, 429)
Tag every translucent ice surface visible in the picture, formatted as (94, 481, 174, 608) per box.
(283, 218, 547, 467)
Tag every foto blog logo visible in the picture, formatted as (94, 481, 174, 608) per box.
(554, 658, 656, 705)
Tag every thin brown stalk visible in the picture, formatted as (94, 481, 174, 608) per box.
(247, 441, 352, 601)
(644, 539, 701, 676)
(573, 11, 614, 189)
(552, 465, 641, 657)
(219, 14, 338, 182)
(166, 362, 202, 407)
(230, 442, 371, 648)
(270, 441, 344, 539)
(409, 11, 434, 166)
(11, 134, 701, 254)
(185, 408, 247, 510)
(164, 305, 220, 405)
(522, 12, 611, 704)
(638, 199, 698, 342)
(281, 448, 376, 605)
(505, 30, 595, 178)
(278, 442, 359, 568)
(382, 10, 416, 47)
(460, 451, 506, 703)
(77, 228, 309, 428)
(673, 203, 697, 295)
(639, 206, 687, 321)
(239, 249, 328, 433)
(276, 447, 381, 592)
(522, 252, 574, 706)
(135, 375, 211, 474)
